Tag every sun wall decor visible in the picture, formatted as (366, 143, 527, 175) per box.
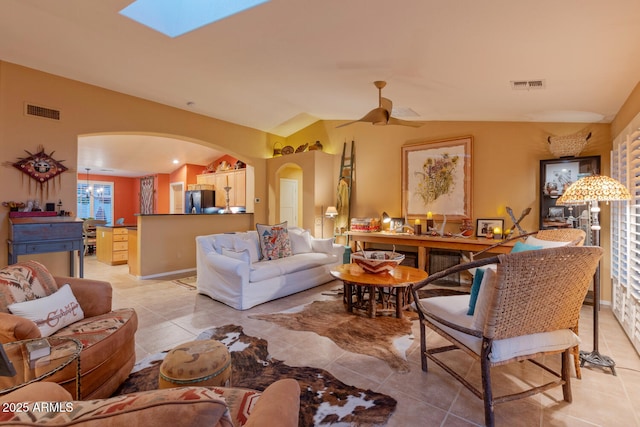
(6, 145, 68, 198)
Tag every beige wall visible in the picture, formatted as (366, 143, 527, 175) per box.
(0, 61, 271, 275)
(133, 214, 254, 278)
(284, 119, 613, 299)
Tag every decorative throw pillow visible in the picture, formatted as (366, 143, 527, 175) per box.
(511, 241, 543, 253)
(467, 268, 485, 315)
(256, 222, 292, 260)
(289, 228, 313, 254)
(471, 268, 497, 331)
(0, 260, 59, 313)
(311, 238, 334, 254)
(8, 284, 85, 337)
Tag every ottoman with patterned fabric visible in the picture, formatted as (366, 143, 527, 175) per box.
(159, 339, 232, 389)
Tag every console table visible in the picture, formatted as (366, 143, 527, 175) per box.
(7, 217, 84, 277)
(347, 231, 516, 271)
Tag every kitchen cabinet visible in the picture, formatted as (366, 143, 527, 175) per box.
(197, 169, 247, 207)
(96, 226, 129, 265)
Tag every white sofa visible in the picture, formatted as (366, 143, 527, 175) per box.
(196, 227, 345, 310)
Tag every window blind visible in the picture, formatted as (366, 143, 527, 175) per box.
(612, 116, 640, 354)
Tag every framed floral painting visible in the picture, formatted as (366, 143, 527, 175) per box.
(402, 136, 472, 222)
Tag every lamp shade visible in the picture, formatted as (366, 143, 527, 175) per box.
(382, 211, 391, 223)
(325, 206, 338, 218)
(556, 175, 631, 205)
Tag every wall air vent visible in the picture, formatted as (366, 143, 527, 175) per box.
(510, 79, 546, 90)
(24, 103, 61, 121)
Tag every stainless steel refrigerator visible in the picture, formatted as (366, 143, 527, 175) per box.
(185, 190, 215, 214)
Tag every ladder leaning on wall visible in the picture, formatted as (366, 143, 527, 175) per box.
(336, 140, 354, 245)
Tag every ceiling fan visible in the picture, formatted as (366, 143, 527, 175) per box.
(337, 81, 426, 128)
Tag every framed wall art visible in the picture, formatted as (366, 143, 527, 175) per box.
(476, 218, 504, 238)
(402, 135, 472, 222)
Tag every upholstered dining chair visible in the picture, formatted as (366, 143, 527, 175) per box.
(411, 246, 602, 427)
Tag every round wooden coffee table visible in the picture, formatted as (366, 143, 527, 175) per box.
(330, 264, 428, 318)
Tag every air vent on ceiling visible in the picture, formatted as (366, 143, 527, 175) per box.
(510, 79, 546, 90)
(24, 103, 61, 121)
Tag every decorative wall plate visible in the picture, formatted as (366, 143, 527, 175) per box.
(295, 143, 308, 153)
(282, 145, 294, 155)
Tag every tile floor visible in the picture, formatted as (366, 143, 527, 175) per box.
(86, 257, 640, 426)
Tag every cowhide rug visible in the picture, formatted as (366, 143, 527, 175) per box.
(250, 299, 414, 373)
(114, 324, 396, 427)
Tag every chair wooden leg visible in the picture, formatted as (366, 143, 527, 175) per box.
(420, 322, 428, 372)
(481, 357, 495, 427)
(572, 345, 581, 379)
(562, 349, 572, 403)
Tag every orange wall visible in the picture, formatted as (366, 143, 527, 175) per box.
(155, 174, 170, 214)
(77, 173, 138, 223)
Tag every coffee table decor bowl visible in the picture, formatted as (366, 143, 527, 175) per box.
(351, 251, 405, 274)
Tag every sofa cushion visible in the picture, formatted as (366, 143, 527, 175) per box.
(256, 222, 292, 260)
(0, 260, 59, 313)
(249, 253, 337, 283)
(8, 284, 84, 337)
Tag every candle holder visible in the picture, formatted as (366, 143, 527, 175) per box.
(219, 186, 232, 213)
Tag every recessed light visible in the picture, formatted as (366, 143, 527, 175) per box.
(173, 159, 179, 164)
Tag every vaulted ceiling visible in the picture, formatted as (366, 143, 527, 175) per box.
(2, 1, 640, 175)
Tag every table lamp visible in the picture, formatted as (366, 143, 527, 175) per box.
(556, 174, 631, 375)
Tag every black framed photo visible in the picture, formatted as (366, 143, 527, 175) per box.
(476, 218, 504, 238)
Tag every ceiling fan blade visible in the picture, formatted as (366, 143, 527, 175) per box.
(336, 107, 390, 128)
(380, 97, 393, 115)
(387, 117, 427, 127)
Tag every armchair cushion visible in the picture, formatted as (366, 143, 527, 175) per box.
(524, 235, 572, 248)
(420, 294, 581, 363)
(0, 260, 59, 312)
(0, 385, 233, 427)
(7, 284, 84, 337)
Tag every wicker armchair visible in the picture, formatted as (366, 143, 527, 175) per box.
(469, 227, 587, 378)
(411, 246, 602, 427)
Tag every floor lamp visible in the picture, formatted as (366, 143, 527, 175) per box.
(556, 174, 631, 375)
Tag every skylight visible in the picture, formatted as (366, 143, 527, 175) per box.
(119, 0, 270, 38)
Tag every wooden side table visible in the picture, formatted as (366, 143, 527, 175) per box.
(330, 264, 428, 318)
(0, 337, 82, 399)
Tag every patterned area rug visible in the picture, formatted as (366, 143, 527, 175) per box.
(171, 275, 197, 290)
(114, 325, 396, 427)
(250, 299, 414, 373)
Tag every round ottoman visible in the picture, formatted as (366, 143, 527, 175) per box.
(159, 339, 232, 389)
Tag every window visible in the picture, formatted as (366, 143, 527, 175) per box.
(611, 113, 640, 354)
(77, 181, 114, 224)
